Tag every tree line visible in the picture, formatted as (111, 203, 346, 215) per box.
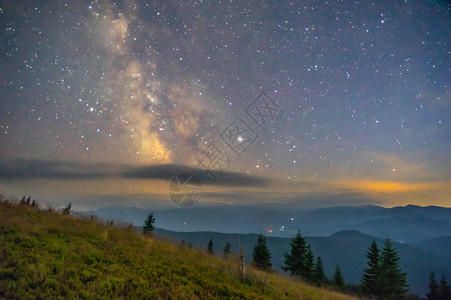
(203, 230, 409, 297)
(426, 272, 451, 300)
(200, 231, 450, 299)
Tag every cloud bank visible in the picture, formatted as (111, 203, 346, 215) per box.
(0, 159, 269, 187)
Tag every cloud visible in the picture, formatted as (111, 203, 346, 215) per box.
(0, 159, 269, 187)
(0, 159, 118, 179)
(202, 190, 380, 207)
(330, 179, 443, 193)
(121, 164, 269, 187)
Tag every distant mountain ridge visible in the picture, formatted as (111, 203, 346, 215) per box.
(86, 204, 451, 243)
(414, 236, 451, 263)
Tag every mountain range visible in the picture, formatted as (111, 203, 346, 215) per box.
(87, 204, 451, 243)
(85, 204, 451, 296)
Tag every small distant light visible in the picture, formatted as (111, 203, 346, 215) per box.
(291, 217, 294, 221)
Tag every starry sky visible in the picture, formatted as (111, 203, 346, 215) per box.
(0, 0, 450, 210)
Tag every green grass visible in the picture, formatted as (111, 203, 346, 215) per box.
(0, 199, 358, 299)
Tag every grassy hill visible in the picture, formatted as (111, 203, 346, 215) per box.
(0, 199, 356, 299)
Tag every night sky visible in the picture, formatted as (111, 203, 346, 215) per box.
(0, 0, 450, 209)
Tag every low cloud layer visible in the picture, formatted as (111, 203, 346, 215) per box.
(0, 159, 269, 187)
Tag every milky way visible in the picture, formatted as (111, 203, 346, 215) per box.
(0, 0, 450, 208)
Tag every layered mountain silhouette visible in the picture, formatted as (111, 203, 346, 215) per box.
(414, 236, 451, 263)
(88, 204, 451, 243)
(86, 204, 451, 296)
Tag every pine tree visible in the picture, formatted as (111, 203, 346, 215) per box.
(62, 203, 71, 215)
(305, 245, 315, 282)
(223, 242, 232, 258)
(333, 264, 346, 292)
(362, 240, 380, 296)
(427, 273, 439, 300)
(252, 233, 272, 271)
(314, 255, 327, 286)
(439, 275, 451, 300)
(207, 238, 214, 255)
(143, 213, 155, 235)
(282, 231, 310, 279)
(379, 238, 408, 298)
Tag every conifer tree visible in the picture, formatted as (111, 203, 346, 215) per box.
(333, 264, 346, 292)
(379, 238, 408, 298)
(362, 240, 380, 296)
(62, 203, 71, 215)
(143, 213, 155, 235)
(207, 238, 214, 255)
(305, 245, 315, 282)
(223, 242, 232, 258)
(427, 273, 439, 300)
(439, 275, 451, 300)
(252, 233, 272, 270)
(314, 255, 327, 286)
(282, 231, 309, 279)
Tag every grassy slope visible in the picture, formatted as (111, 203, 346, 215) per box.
(0, 201, 357, 299)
